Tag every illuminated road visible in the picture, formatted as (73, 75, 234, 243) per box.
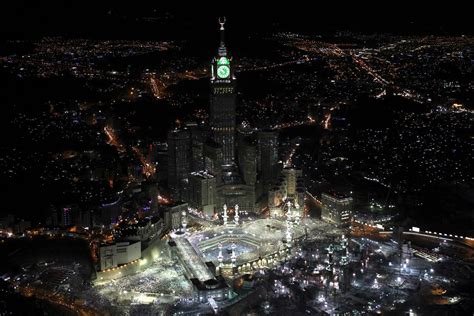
(132, 146, 156, 177)
(348, 50, 390, 85)
(282, 139, 302, 168)
(104, 124, 156, 178)
(353, 220, 474, 254)
(281, 37, 430, 104)
(149, 76, 167, 99)
(272, 114, 317, 130)
(323, 112, 331, 129)
(147, 68, 208, 100)
(104, 125, 125, 153)
(241, 56, 313, 72)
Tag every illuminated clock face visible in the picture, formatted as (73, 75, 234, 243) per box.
(217, 65, 230, 79)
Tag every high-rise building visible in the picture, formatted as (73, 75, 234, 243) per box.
(49, 206, 59, 227)
(207, 19, 256, 212)
(0, 214, 14, 230)
(209, 18, 237, 165)
(165, 19, 272, 215)
(216, 183, 255, 213)
(61, 205, 81, 227)
(101, 201, 122, 225)
(268, 167, 304, 208)
(237, 124, 257, 187)
(163, 202, 188, 231)
(258, 130, 279, 190)
(321, 192, 353, 227)
(167, 129, 192, 199)
(151, 142, 168, 182)
(80, 209, 92, 228)
(282, 168, 303, 198)
(189, 124, 206, 172)
(203, 140, 223, 183)
(189, 171, 216, 217)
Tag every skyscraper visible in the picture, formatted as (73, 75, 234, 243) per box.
(190, 124, 206, 172)
(166, 18, 270, 214)
(237, 124, 257, 187)
(258, 130, 279, 190)
(189, 171, 216, 218)
(167, 129, 191, 199)
(267, 167, 304, 209)
(209, 17, 237, 165)
(203, 140, 223, 183)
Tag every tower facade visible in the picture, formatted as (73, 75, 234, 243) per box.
(321, 192, 353, 227)
(166, 18, 260, 214)
(209, 18, 237, 165)
(258, 130, 279, 190)
(167, 129, 191, 199)
(189, 170, 216, 218)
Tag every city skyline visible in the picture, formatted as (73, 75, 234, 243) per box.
(0, 8, 473, 315)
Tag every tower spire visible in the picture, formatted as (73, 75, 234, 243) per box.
(218, 17, 227, 56)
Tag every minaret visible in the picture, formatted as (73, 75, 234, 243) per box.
(341, 234, 349, 263)
(340, 235, 351, 293)
(286, 226, 292, 246)
(181, 210, 187, 233)
(295, 202, 301, 225)
(286, 201, 293, 246)
(217, 243, 224, 269)
(234, 204, 240, 226)
(286, 201, 292, 222)
(222, 204, 228, 227)
(326, 244, 334, 275)
(231, 243, 237, 268)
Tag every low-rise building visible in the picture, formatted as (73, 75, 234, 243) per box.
(321, 192, 353, 227)
(99, 240, 141, 271)
(168, 238, 230, 302)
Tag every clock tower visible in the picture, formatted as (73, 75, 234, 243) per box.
(210, 17, 236, 165)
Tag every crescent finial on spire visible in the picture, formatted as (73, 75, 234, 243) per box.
(219, 17, 226, 30)
(217, 17, 227, 56)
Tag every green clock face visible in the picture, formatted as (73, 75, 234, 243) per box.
(217, 57, 229, 66)
(217, 65, 230, 78)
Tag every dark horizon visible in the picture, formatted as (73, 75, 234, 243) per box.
(1, 2, 472, 40)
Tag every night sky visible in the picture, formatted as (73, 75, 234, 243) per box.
(1, 1, 472, 40)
